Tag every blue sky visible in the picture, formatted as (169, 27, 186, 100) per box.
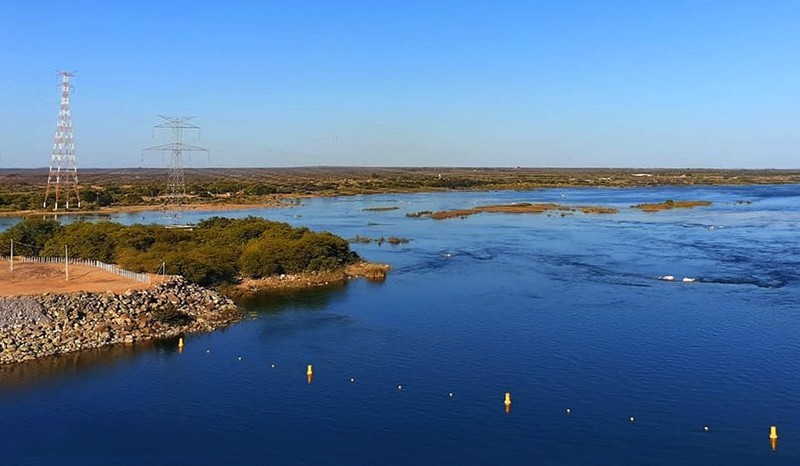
(0, 0, 798, 168)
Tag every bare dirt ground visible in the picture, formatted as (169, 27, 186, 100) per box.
(0, 260, 164, 297)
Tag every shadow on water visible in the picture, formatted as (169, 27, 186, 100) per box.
(236, 282, 386, 342)
(237, 283, 351, 315)
(0, 337, 181, 392)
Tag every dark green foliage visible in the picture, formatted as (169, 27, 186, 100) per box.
(152, 304, 194, 326)
(41, 221, 119, 262)
(0, 218, 63, 256)
(0, 216, 359, 285)
(239, 230, 355, 277)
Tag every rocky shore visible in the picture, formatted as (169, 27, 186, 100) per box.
(0, 277, 242, 364)
(230, 261, 390, 296)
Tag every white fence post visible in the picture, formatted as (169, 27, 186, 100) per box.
(20, 256, 152, 284)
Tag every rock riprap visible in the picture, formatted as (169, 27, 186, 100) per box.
(0, 277, 241, 364)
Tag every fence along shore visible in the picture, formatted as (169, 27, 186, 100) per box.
(1, 255, 151, 284)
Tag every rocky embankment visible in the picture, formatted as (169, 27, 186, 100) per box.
(232, 261, 390, 296)
(0, 277, 241, 364)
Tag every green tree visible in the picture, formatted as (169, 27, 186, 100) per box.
(0, 218, 63, 256)
(42, 221, 122, 262)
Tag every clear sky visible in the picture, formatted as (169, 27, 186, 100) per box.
(0, 0, 798, 168)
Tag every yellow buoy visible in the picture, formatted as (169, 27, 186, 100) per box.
(504, 392, 512, 406)
(307, 364, 313, 376)
(178, 337, 184, 348)
(770, 425, 779, 451)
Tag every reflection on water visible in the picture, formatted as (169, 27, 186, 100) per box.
(0, 337, 181, 391)
(238, 284, 348, 315)
(0, 283, 364, 391)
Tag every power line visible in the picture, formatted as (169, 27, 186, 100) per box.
(144, 116, 208, 214)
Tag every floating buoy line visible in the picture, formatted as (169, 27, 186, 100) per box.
(181, 340, 782, 450)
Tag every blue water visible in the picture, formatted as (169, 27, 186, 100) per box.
(1, 185, 800, 465)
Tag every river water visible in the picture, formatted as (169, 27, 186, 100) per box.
(1, 185, 799, 465)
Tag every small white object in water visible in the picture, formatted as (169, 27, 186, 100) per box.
(630, 416, 635, 423)
(682, 277, 696, 283)
(237, 356, 243, 361)
(448, 392, 454, 398)
(704, 426, 709, 432)
(660, 275, 675, 281)
(350, 378, 355, 383)
(397, 385, 403, 390)
(206, 349, 211, 354)
(444, 253, 453, 258)
(566, 408, 572, 414)
(271, 363, 276, 368)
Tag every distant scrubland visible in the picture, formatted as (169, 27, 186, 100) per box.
(0, 167, 796, 214)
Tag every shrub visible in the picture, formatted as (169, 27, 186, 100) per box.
(152, 304, 194, 326)
(0, 216, 359, 285)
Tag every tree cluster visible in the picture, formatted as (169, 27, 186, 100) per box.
(0, 216, 359, 286)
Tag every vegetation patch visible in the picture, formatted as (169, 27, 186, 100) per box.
(362, 206, 399, 212)
(427, 203, 619, 219)
(0, 168, 798, 215)
(632, 200, 712, 212)
(152, 304, 194, 326)
(350, 235, 411, 245)
(0, 216, 359, 286)
(233, 261, 391, 295)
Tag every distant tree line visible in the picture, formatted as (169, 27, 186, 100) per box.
(0, 175, 494, 212)
(0, 217, 358, 285)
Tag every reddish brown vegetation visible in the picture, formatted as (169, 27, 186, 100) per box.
(632, 200, 712, 212)
(428, 203, 619, 219)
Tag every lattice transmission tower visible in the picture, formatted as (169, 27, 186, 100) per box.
(43, 71, 81, 210)
(144, 116, 208, 211)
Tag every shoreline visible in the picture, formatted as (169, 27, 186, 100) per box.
(2, 169, 799, 218)
(0, 277, 242, 365)
(0, 262, 390, 365)
(224, 261, 391, 297)
(0, 199, 295, 218)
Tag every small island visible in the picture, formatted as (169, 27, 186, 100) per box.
(409, 203, 619, 220)
(350, 235, 411, 245)
(0, 216, 387, 364)
(362, 206, 400, 212)
(632, 200, 712, 212)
